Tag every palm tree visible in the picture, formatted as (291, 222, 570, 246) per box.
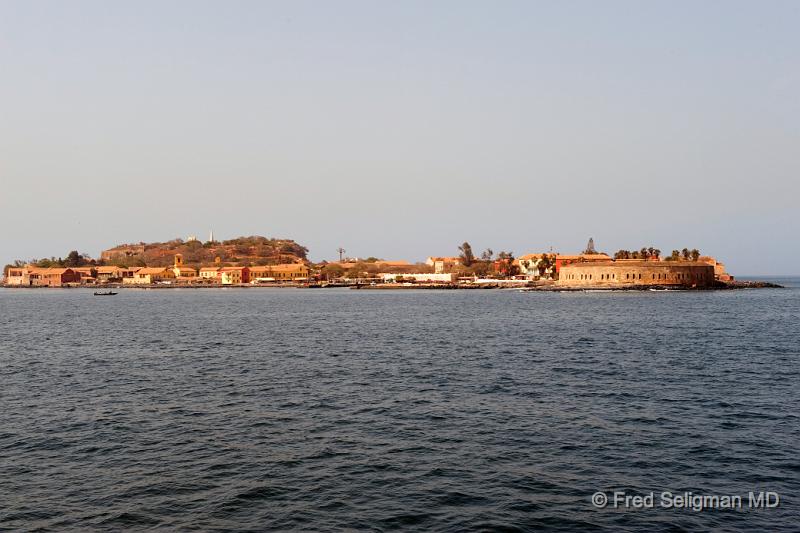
(458, 242, 474, 266)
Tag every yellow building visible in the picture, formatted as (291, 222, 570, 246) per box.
(172, 254, 197, 278)
(95, 266, 124, 281)
(219, 267, 246, 285)
(199, 267, 220, 279)
(249, 263, 310, 282)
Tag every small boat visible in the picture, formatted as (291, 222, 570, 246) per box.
(94, 291, 118, 296)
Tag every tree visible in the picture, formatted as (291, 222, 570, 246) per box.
(64, 250, 87, 267)
(481, 248, 493, 261)
(321, 264, 345, 280)
(538, 254, 555, 277)
(668, 250, 681, 261)
(640, 247, 649, 259)
(681, 248, 691, 260)
(690, 249, 701, 261)
(458, 242, 474, 266)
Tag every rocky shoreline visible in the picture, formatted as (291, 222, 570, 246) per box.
(1, 280, 784, 291)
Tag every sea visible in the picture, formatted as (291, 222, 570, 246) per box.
(1, 278, 798, 532)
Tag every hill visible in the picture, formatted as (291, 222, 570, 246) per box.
(101, 236, 309, 268)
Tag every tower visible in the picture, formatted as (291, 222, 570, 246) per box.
(584, 237, 596, 254)
(208, 230, 214, 243)
(174, 254, 183, 268)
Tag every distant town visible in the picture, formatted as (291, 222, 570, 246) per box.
(2, 233, 770, 291)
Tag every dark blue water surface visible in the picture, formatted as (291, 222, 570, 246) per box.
(1, 280, 799, 532)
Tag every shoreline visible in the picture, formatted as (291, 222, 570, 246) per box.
(1, 280, 785, 291)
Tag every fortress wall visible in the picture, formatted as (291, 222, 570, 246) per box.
(557, 262, 715, 288)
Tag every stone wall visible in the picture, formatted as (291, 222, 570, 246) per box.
(557, 261, 715, 288)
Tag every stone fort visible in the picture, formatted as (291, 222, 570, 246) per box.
(557, 260, 715, 288)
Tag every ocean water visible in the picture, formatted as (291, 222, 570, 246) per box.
(1, 280, 798, 532)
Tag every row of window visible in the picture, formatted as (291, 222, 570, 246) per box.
(564, 271, 709, 281)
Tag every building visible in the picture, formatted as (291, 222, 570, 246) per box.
(698, 256, 734, 282)
(199, 267, 219, 279)
(95, 266, 124, 282)
(381, 273, 457, 283)
(425, 257, 462, 274)
(219, 267, 249, 285)
(119, 267, 141, 280)
(123, 267, 176, 285)
(7, 267, 82, 287)
(557, 261, 715, 288)
(172, 254, 197, 279)
(514, 253, 555, 280)
(71, 267, 97, 282)
(554, 254, 612, 273)
(250, 263, 310, 282)
(100, 244, 145, 261)
(4, 267, 27, 285)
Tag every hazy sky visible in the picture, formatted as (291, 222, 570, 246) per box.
(1, 1, 798, 275)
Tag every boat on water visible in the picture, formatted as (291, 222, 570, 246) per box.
(93, 291, 118, 296)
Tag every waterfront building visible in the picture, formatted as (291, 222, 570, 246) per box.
(4, 267, 27, 285)
(71, 267, 97, 283)
(8, 267, 82, 287)
(172, 254, 197, 279)
(698, 256, 734, 281)
(199, 267, 220, 279)
(119, 267, 141, 279)
(219, 267, 249, 285)
(515, 253, 554, 280)
(123, 267, 176, 285)
(381, 273, 457, 283)
(95, 266, 124, 282)
(425, 257, 462, 273)
(557, 261, 715, 288)
(249, 264, 310, 282)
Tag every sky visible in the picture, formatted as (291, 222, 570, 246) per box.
(1, 1, 798, 275)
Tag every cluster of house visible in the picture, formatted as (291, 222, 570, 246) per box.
(392, 253, 732, 288)
(4, 254, 311, 287)
(3, 248, 733, 289)
(421, 253, 612, 279)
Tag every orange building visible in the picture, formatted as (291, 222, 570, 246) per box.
(21, 267, 82, 287)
